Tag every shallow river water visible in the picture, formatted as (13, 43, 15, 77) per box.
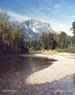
(0, 55, 75, 95)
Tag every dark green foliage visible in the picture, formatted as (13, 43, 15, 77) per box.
(0, 11, 9, 21)
(71, 22, 75, 46)
(0, 11, 75, 53)
(26, 32, 72, 51)
(30, 40, 42, 50)
(71, 37, 75, 47)
(24, 40, 42, 51)
(56, 32, 71, 49)
(0, 11, 29, 54)
(57, 47, 75, 53)
(40, 33, 57, 49)
(28, 22, 75, 51)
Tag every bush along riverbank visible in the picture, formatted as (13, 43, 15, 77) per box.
(57, 47, 75, 53)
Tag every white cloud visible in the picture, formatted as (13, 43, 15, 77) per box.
(39, 16, 73, 36)
(8, 11, 29, 21)
(0, 9, 73, 36)
(71, 16, 75, 19)
(50, 19, 73, 36)
(40, 7, 51, 11)
(55, 4, 61, 9)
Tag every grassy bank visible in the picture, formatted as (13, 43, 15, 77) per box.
(57, 47, 75, 53)
(30, 47, 75, 55)
(41, 50, 59, 55)
(30, 50, 59, 55)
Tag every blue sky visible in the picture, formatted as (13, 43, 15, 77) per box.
(0, 0, 75, 35)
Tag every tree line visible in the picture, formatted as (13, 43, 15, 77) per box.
(0, 11, 75, 54)
(25, 25, 75, 51)
(25, 32, 71, 51)
(0, 11, 28, 54)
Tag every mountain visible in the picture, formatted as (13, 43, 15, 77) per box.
(11, 19, 55, 40)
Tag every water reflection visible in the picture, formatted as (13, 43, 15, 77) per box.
(0, 55, 75, 95)
(0, 55, 53, 95)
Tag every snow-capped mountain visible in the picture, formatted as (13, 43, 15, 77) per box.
(11, 19, 55, 40)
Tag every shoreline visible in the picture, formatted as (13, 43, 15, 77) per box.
(21, 53, 75, 85)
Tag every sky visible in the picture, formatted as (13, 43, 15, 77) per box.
(0, 0, 75, 35)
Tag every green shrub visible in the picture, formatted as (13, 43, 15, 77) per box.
(57, 47, 75, 53)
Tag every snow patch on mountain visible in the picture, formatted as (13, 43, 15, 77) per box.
(11, 19, 55, 40)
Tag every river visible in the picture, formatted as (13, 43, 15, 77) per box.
(0, 55, 75, 95)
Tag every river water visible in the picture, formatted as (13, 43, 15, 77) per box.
(0, 55, 75, 95)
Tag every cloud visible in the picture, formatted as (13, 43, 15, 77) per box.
(54, 4, 61, 9)
(40, 7, 51, 11)
(38, 15, 72, 36)
(8, 11, 29, 21)
(71, 16, 75, 19)
(49, 19, 72, 36)
(34, 14, 73, 36)
(0, 9, 73, 36)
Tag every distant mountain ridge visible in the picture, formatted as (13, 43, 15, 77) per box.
(11, 19, 55, 40)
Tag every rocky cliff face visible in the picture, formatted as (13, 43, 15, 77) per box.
(11, 19, 55, 40)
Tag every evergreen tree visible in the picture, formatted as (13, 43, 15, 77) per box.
(56, 32, 70, 49)
(0, 11, 29, 54)
(71, 22, 75, 46)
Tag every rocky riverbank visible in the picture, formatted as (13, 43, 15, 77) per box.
(21, 53, 75, 85)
